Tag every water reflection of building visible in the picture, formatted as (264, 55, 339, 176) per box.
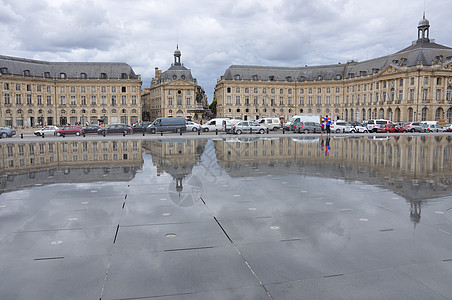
(214, 136, 452, 224)
(0, 140, 143, 191)
(142, 139, 206, 206)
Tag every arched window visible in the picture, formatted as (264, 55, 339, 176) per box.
(408, 107, 413, 122)
(28, 109, 33, 113)
(421, 107, 428, 121)
(80, 73, 87, 79)
(100, 73, 107, 79)
(60, 73, 66, 79)
(435, 108, 443, 120)
(91, 109, 96, 113)
(71, 109, 76, 114)
(111, 109, 117, 113)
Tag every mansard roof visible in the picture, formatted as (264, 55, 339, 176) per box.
(0, 55, 139, 79)
(160, 63, 194, 81)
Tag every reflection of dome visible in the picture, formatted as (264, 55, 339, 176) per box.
(168, 174, 203, 207)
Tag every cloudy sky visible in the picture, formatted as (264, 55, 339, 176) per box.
(0, 0, 451, 102)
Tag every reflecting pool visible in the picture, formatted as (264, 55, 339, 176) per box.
(1, 136, 452, 299)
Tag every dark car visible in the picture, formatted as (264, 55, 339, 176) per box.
(97, 123, 133, 135)
(82, 125, 101, 134)
(54, 125, 82, 136)
(292, 121, 322, 133)
(0, 127, 16, 138)
(132, 121, 152, 133)
(377, 124, 398, 133)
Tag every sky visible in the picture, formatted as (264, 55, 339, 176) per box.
(1, 0, 451, 103)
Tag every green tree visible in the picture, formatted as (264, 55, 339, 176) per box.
(209, 99, 217, 116)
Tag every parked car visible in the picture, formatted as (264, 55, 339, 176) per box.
(147, 117, 186, 133)
(97, 123, 133, 135)
(350, 122, 369, 133)
(82, 125, 102, 134)
(34, 126, 59, 136)
(201, 118, 230, 132)
(257, 117, 281, 131)
(366, 119, 392, 132)
(377, 124, 398, 133)
(330, 121, 353, 133)
(403, 122, 426, 133)
(54, 125, 82, 136)
(185, 121, 201, 132)
(233, 121, 267, 134)
(285, 114, 321, 131)
(0, 127, 15, 138)
(132, 121, 152, 133)
(443, 124, 452, 132)
(224, 119, 241, 133)
(426, 124, 445, 132)
(292, 121, 322, 133)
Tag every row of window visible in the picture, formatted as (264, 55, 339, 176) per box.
(224, 87, 452, 106)
(3, 94, 137, 105)
(2, 83, 137, 93)
(225, 77, 448, 95)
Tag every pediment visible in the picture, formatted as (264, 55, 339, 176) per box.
(442, 61, 452, 70)
(379, 65, 403, 76)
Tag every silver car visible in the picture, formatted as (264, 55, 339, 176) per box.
(233, 121, 267, 134)
(186, 121, 201, 132)
(34, 126, 59, 136)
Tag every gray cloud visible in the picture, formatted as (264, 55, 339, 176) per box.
(0, 0, 450, 101)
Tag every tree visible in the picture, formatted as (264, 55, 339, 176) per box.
(209, 99, 217, 116)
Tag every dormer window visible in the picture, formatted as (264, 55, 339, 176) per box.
(60, 73, 67, 79)
(81, 73, 87, 79)
(23, 70, 31, 76)
(252, 75, 258, 81)
(335, 74, 342, 80)
(173, 75, 177, 80)
(317, 75, 323, 81)
(181, 75, 185, 80)
(0, 67, 8, 74)
(44, 72, 51, 78)
(299, 76, 306, 82)
(269, 75, 275, 81)
(286, 76, 292, 81)
(121, 73, 127, 79)
(234, 74, 241, 80)
(100, 73, 107, 79)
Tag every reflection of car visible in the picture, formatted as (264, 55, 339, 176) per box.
(233, 121, 267, 134)
(97, 123, 133, 135)
(54, 125, 82, 136)
(292, 121, 322, 133)
(34, 126, 59, 136)
(0, 127, 15, 138)
(403, 122, 426, 133)
(186, 121, 201, 132)
(426, 124, 445, 132)
(132, 121, 152, 133)
(377, 124, 398, 133)
(330, 121, 353, 133)
(82, 125, 101, 134)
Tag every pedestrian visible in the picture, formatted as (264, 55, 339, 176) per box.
(321, 120, 325, 136)
(324, 115, 331, 135)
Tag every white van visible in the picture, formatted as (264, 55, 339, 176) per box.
(257, 118, 281, 131)
(201, 118, 230, 132)
(284, 114, 321, 131)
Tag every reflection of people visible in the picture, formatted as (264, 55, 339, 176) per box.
(325, 137, 330, 156)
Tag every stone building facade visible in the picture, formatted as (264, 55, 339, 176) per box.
(143, 47, 209, 121)
(214, 16, 452, 124)
(0, 55, 142, 128)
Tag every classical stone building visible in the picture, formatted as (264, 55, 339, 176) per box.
(143, 47, 209, 121)
(214, 16, 452, 124)
(0, 55, 142, 128)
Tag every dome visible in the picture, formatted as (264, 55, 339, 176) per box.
(174, 48, 181, 55)
(418, 16, 429, 27)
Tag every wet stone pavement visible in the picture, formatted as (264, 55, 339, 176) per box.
(0, 136, 452, 299)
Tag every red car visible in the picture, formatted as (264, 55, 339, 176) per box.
(54, 125, 82, 136)
(376, 124, 398, 133)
